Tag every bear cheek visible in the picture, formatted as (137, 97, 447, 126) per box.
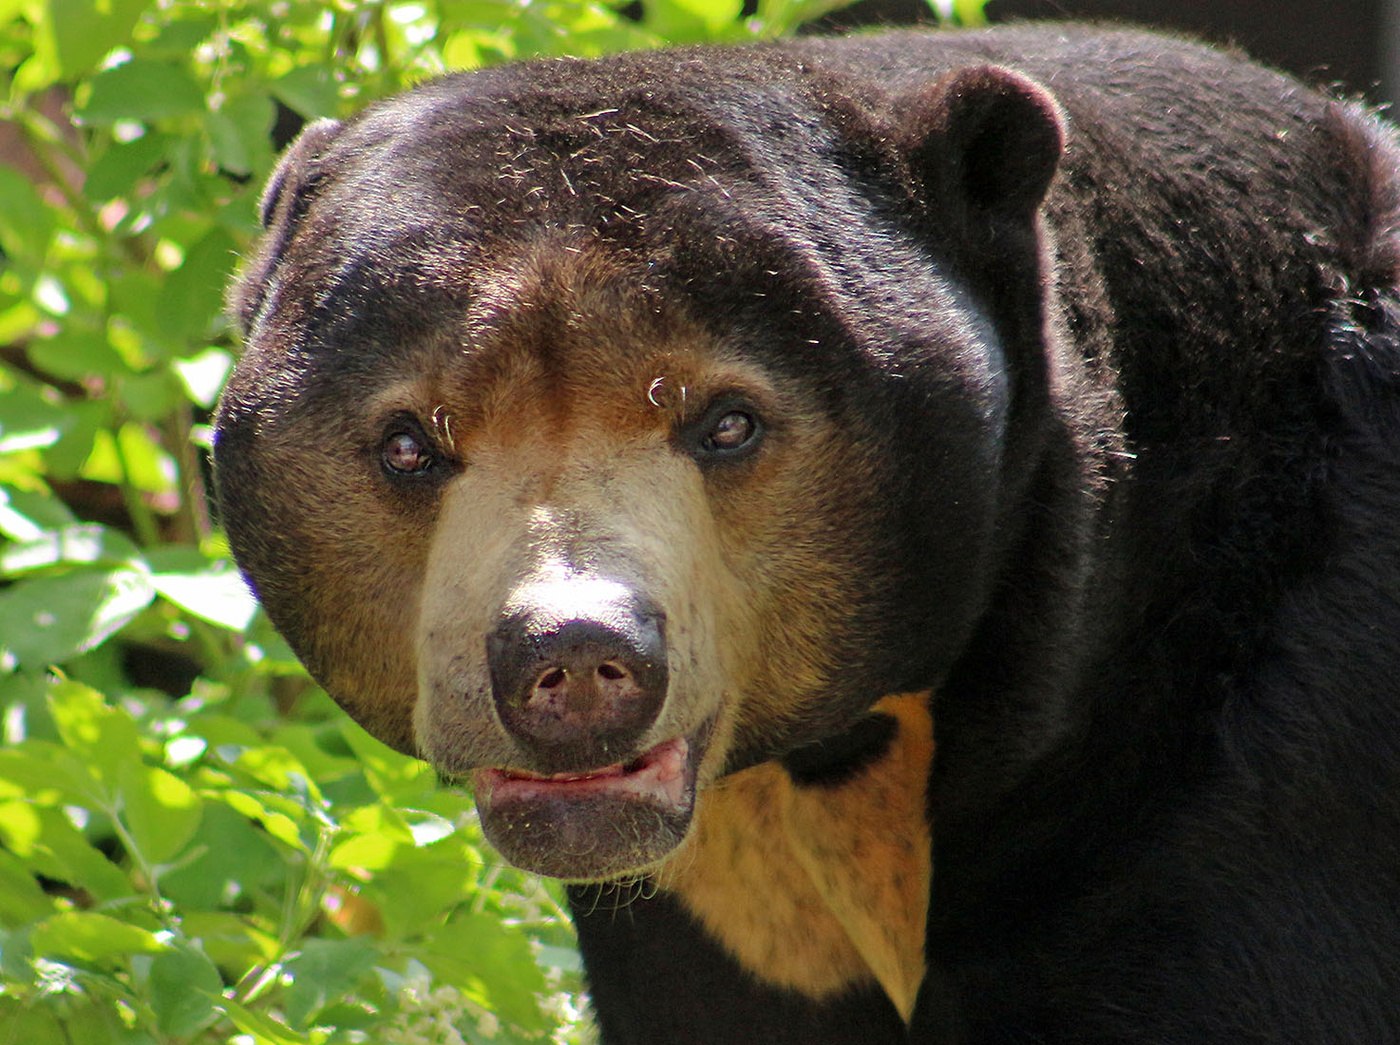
(223, 428, 428, 754)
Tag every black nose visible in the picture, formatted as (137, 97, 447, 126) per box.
(486, 588, 667, 770)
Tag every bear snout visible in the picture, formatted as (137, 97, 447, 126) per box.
(486, 592, 668, 772)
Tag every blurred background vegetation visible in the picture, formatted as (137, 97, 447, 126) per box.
(0, 1, 986, 1042)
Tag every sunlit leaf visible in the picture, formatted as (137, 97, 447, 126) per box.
(159, 226, 239, 341)
(148, 942, 223, 1037)
(150, 562, 258, 631)
(80, 59, 206, 126)
(283, 937, 379, 1029)
(0, 486, 75, 542)
(0, 570, 155, 668)
(32, 911, 167, 963)
(0, 523, 141, 576)
(80, 423, 177, 495)
(172, 347, 235, 408)
(36, 0, 152, 79)
(217, 994, 315, 1045)
(0, 835, 55, 927)
(0, 167, 55, 262)
(206, 789, 307, 852)
(120, 762, 204, 865)
(0, 385, 71, 455)
(273, 65, 340, 120)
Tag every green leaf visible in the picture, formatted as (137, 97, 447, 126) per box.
(41, 399, 108, 480)
(149, 556, 258, 631)
(206, 789, 307, 852)
(339, 720, 435, 799)
(272, 65, 340, 120)
(5, 804, 131, 900)
(0, 569, 155, 668)
(120, 763, 203, 865)
(217, 994, 314, 1045)
(31, 911, 168, 963)
(36, 0, 152, 79)
(283, 938, 379, 1030)
(84, 131, 176, 201)
(0, 997, 68, 1045)
(172, 347, 234, 408)
(25, 328, 128, 383)
(158, 226, 238, 341)
(644, 0, 744, 41)
(352, 841, 481, 933)
(421, 909, 550, 1033)
(0, 524, 141, 576)
(208, 92, 276, 177)
(0, 384, 72, 455)
(0, 847, 56, 926)
(80, 422, 176, 495)
(0, 486, 76, 542)
(160, 801, 282, 909)
(80, 59, 206, 126)
(148, 942, 223, 1037)
(0, 748, 80, 804)
(46, 680, 142, 787)
(0, 166, 55, 263)
(119, 369, 183, 422)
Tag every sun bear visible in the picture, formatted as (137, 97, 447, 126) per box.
(213, 23, 1400, 1044)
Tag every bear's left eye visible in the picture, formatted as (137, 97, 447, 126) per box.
(688, 400, 763, 463)
(701, 411, 757, 454)
(382, 428, 435, 475)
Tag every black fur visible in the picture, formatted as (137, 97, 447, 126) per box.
(216, 23, 1400, 1044)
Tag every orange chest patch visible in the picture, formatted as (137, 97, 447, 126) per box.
(655, 692, 934, 1020)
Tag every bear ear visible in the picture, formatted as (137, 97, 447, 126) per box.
(897, 65, 1065, 230)
(228, 118, 343, 334)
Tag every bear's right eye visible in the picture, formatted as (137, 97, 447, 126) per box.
(382, 428, 435, 476)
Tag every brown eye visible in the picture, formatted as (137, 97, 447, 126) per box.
(382, 430, 433, 475)
(702, 411, 756, 454)
(689, 401, 763, 464)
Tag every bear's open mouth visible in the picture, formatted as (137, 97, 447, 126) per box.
(470, 725, 711, 881)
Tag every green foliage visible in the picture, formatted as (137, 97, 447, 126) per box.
(0, 0, 985, 1042)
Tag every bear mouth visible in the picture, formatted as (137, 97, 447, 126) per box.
(471, 726, 710, 880)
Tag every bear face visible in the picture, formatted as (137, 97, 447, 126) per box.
(215, 50, 1064, 881)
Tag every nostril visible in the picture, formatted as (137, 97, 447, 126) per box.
(537, 667, 567, 691)
(597, 661, 628, 682)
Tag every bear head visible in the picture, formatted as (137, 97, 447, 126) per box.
(214, 50, 1065, 880)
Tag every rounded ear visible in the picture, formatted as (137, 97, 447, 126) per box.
(898, 65, 1065, 228)
(227, 118, 343, 333)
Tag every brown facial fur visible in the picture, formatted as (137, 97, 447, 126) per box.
(413, 246, 879, 784)
(228, 241, 908, 879)
(655, 692, 934, 1019)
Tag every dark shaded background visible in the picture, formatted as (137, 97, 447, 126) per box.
(823, 0, 1397, 106)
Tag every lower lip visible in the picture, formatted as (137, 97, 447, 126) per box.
(475, 735, 691, 808)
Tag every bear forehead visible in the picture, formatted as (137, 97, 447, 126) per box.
(238, 46, 1006, 433)
(285, 48, 903, 285)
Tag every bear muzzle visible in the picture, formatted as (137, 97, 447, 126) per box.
(464, 577, 714, 879)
